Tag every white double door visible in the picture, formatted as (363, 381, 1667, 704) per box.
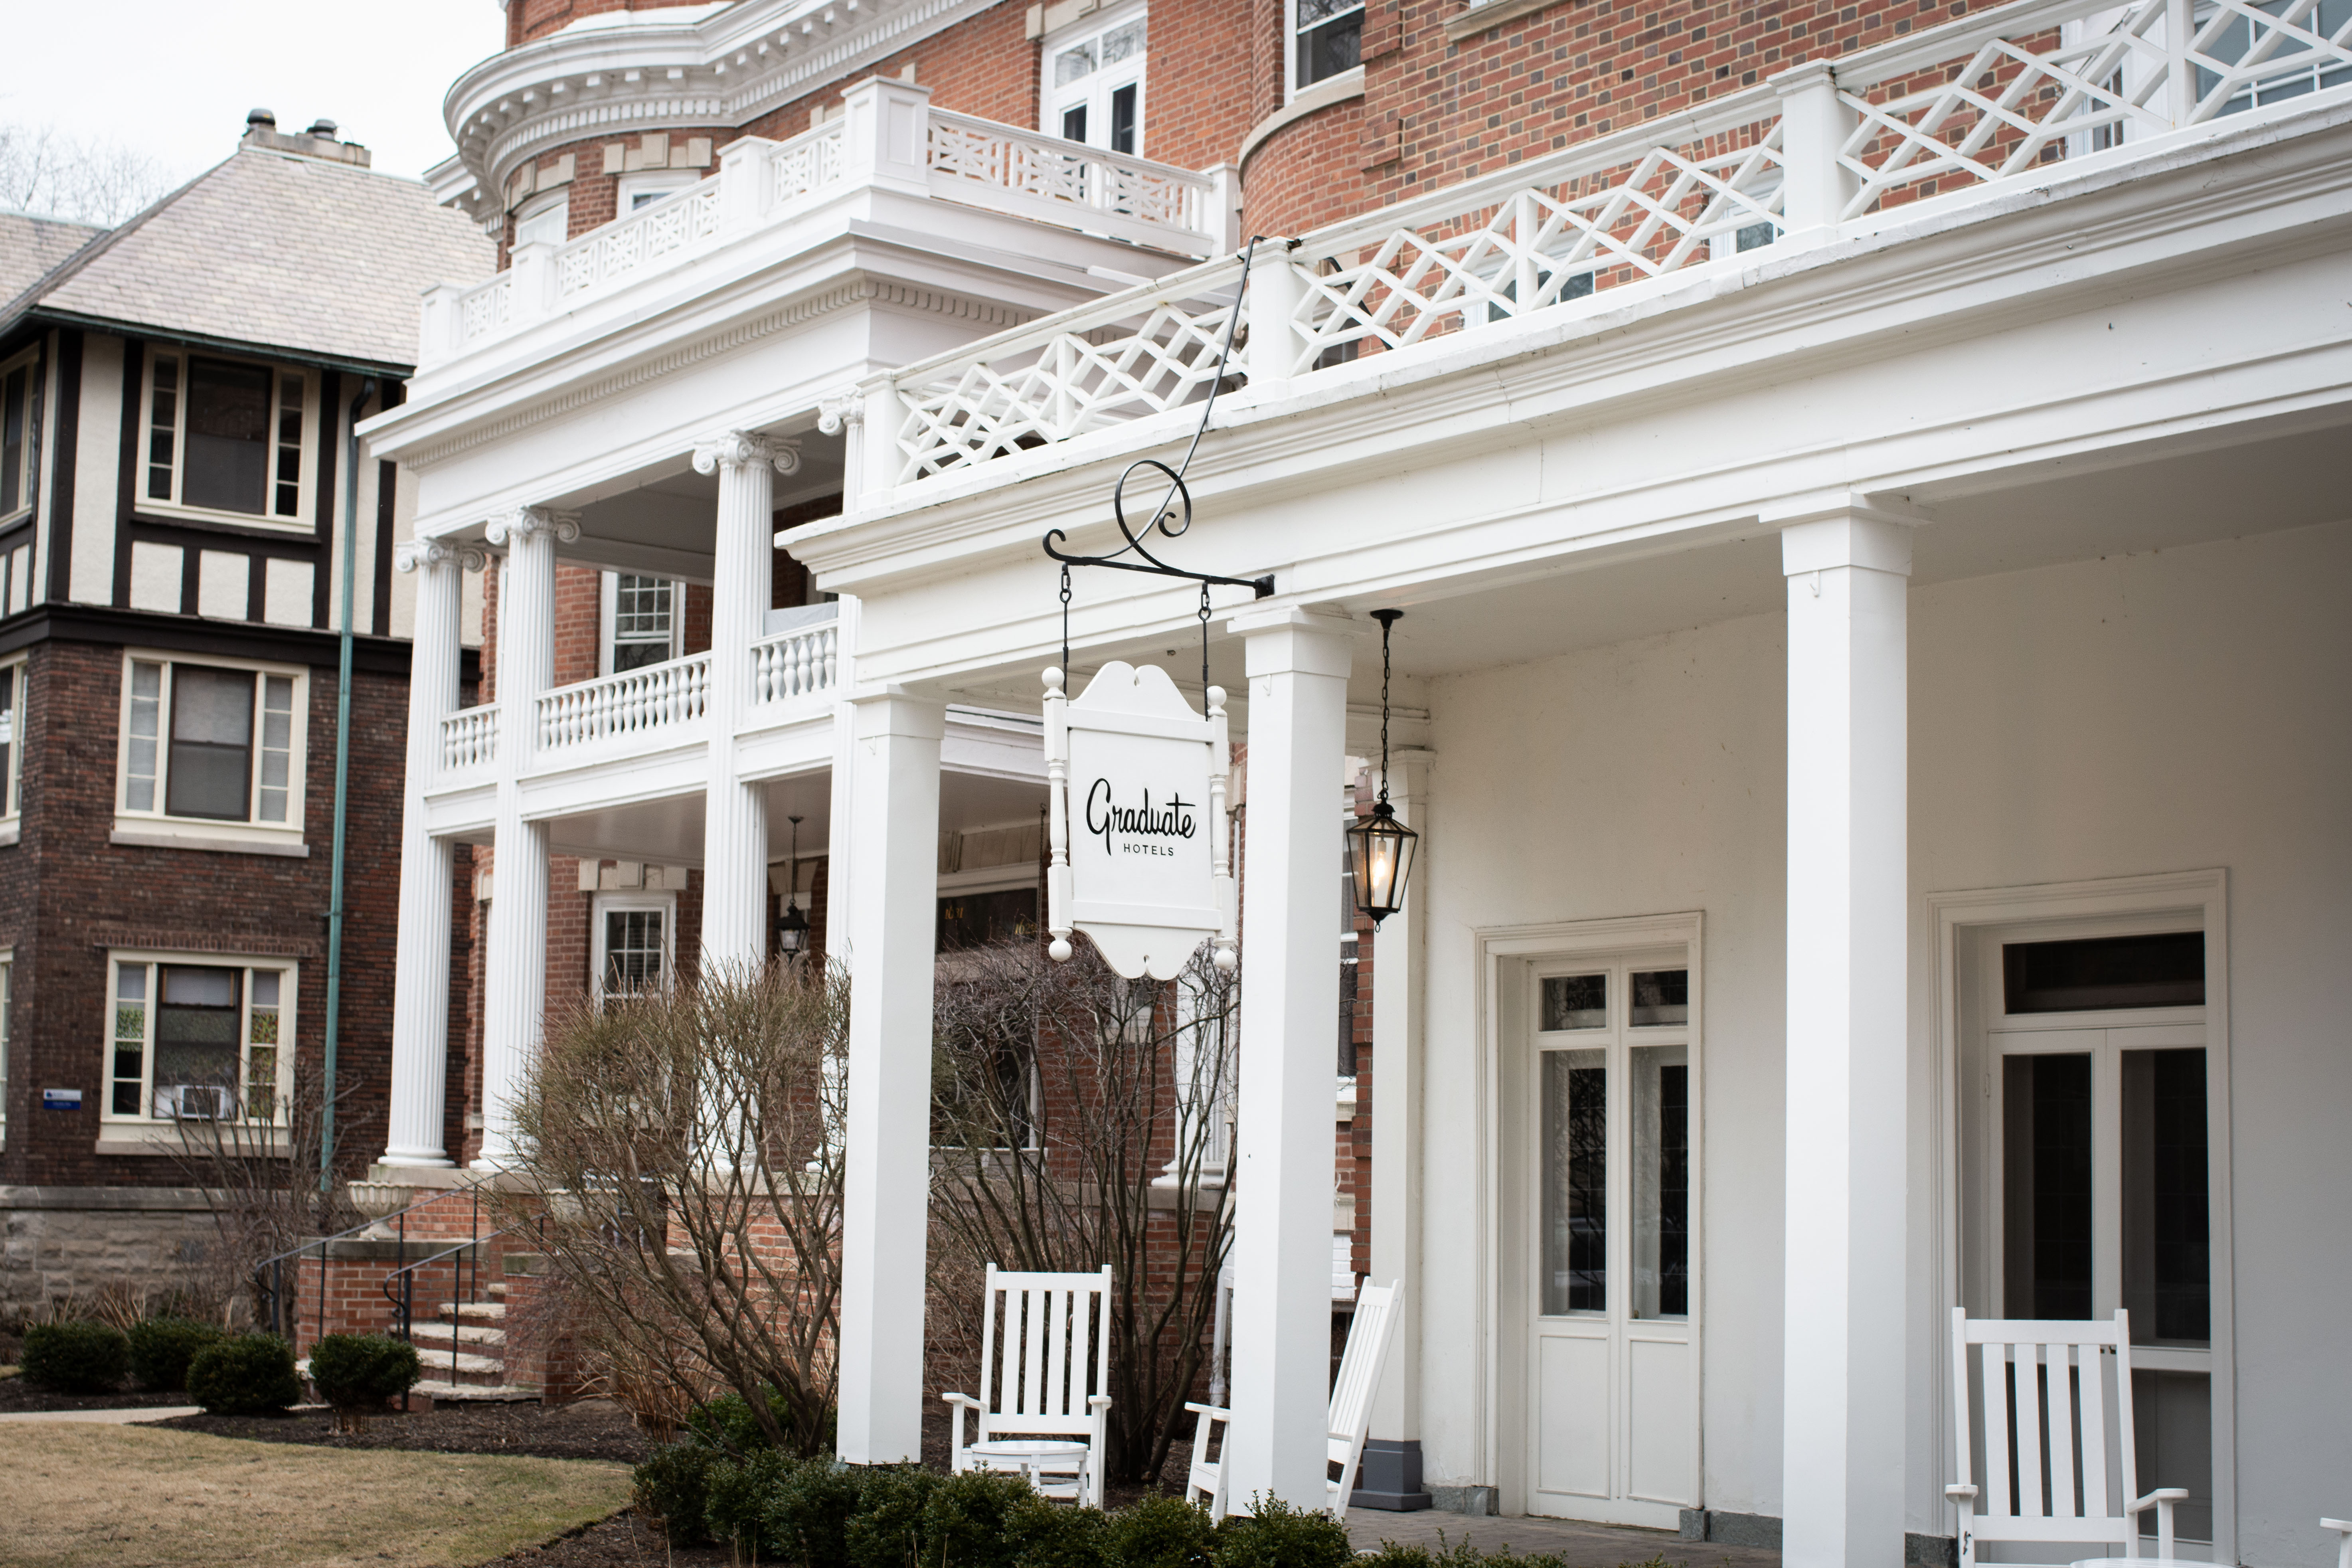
(1526, 952, 1700, 1527)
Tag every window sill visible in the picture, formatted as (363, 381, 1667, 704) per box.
(111, 819, 309, 858)
(1445, 0, 1565, 40)
(97, 1123, 291, 1157)
(1239, 67, 1366, 172)
(133, 500, 315, 536)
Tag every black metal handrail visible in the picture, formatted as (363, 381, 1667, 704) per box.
(251, 1188, 484, 1346)
(380, 1213, 544, 1392)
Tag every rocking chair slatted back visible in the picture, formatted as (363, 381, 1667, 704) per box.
(1327, 1281, 1398, 1507)
(1949, 1308, 2180, 1568)
(981, 1265, 1115, 1436)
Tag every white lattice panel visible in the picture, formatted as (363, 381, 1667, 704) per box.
(555, 182, 724, 301)
(775, 124, 848, 203)
(458, 277, 512, 343)
(927, 111, 1211, 234)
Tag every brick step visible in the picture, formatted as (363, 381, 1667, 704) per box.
(437, 1301, 506, 1323)
(413, 1380, 540, 1403)
(411, 1321, 506, 1350)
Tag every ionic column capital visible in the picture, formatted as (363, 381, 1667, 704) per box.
(692, 430, 802, 477)
(394, 538, 488, 574)
(483, 506, 579, 548)
(817, 395, 864, 435)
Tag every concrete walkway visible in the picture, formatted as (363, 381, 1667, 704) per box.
(0, 1405, 200, 1422)
(1346, 1510, 1779, 1568)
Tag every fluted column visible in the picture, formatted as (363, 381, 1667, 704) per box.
(477, 506, 573, 1170)
(383, 538, 479, 1167)
(692, 430, 800, 975)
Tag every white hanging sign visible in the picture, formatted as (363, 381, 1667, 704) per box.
(1044, 661, 1237, 981)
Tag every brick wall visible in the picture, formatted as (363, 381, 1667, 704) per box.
(745, 6, 1043, 142)
(509, 0, 716, 50)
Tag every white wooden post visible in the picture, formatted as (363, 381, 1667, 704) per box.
(507, 240, 558, 324)
(717, 136, 770, 231)
(694, 431, 799, 972)
(835, 690, 947, 1465)
(1204, 162, 1243, 255)
(1225, 606, 1355, 1510)
(1245, 243, 1307, 393)
(1363, 747, 1432, 1505)
(417, 283, 465, 366)
(1775, 497, 1915, 1568)
(2167, 0, 2198, 125)
(383, 540, 470, 1167)
(839, 76, 935, 199)
(477, 506, 573, 1169)
(1773, 59, 1859, 236)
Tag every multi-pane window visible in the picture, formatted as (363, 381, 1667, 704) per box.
(1047, 12, 1147, 154)
(1293, 0, 1363, 91)
(0, 348, 35, 520)
(0, 659, 22, 818)
(594, 897, 674, 1002)
(2202, 0, 2352, 111)
(121, 658, 301, 825)
(106, 956, 292, 1123)
(514, 194, 569, 248)
(608, 574, 678, 672)
(143, 348, 312, 524)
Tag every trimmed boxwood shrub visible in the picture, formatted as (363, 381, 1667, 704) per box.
(636, 1442, 725, 1547)
(306, 1333, 421, 1414)
(21, 1320, 129, 1394)
(186, 1333, 302, 1416)
(126, 1316, 225, 1392)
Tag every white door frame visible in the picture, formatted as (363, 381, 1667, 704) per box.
(1927, 869, 2233, 1562)
(1479, 909, 1705, 1520)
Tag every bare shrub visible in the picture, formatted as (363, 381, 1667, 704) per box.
(504, 960, 848, 1455)
(930, 937, 1238, 1485)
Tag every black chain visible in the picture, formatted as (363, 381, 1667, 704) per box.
(1199, 582, 1212, 696)
(1378, 615, 1393, 806)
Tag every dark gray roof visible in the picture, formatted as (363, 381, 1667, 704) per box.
(0, 212, 105, 306)
(0, 147, 492, 371)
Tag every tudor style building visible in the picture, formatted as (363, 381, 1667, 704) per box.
(369, 0, 2352, 1564)
(0, 114, 490, 1307)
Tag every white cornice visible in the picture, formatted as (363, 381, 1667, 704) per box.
(443, 0, 1002, 219)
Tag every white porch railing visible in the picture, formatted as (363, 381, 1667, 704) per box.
(439, 704, 499, 776)
(749, 615, 840, 708)
(877, 0, 2352, 484)
(536, 653, 710, 757)
(422, 84, 1221, 366)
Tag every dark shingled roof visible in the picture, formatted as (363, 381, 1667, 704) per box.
(0, 211, 105, 305)
(0, 146, 492, 370)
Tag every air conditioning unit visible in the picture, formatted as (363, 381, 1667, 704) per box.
(155, 1085, 235, 1120)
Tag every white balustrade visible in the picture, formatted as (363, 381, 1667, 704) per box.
(775, 121, 848, 204)
(882, 0, 2352, 484)
(749, 617, 841, 708)
(925, 111, 1216, 251)
(553, 181, 725, 299)
(439, 704, 499, 775)
(535, 654, 711, 756)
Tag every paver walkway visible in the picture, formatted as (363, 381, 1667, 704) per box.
(0, 1405, 200, 1423)
(1346, 1509, 1779, 1568)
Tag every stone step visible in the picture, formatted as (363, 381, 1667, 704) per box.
(486, 1283, 509, 1300)
(404, 1349, 505, 1379)
(436, 1301, 507, 1323)
(411, 1321, 506, 1349)
(412, 1379, 540, 1403)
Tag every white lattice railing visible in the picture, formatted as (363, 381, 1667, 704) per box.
(775, 121, 847, 204)
(881, 0, 2352, 482)
(749, 618, 840, 708)
(927, 111, 1218, 250)
(439, 704, 499, 775)
(535, 654, 710, 756)
(553, 180, 725, 299)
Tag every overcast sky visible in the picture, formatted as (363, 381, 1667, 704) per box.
(5, 0, 510, 185)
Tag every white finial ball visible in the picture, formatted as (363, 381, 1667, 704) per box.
(1213, 946, 1237, 971)
(1042, 666, 1065, 693)
(1049, 937, 1072, 962)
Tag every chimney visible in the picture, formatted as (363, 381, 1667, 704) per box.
(240, 109, 372, 168)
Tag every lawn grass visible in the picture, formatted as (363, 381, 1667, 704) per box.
(0, 1422, 632, 1567)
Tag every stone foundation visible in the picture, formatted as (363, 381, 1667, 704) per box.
(0, 1186, 221, 1317)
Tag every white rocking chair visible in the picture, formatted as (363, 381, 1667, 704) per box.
(1185, 1279, 1399, 1522)
(1947, 1308, 2189, 1568)
(943, 1264, 1115, 1508)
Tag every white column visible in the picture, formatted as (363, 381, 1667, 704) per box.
(1777, 500, 1913, 1568)
(1225, 607, 1355, 1510)
(693, 431, 801, 975)
(834, 690, 945, 1465)
(477, 505, 573, 1171)
(1365, 747, 1431, 1493)
(383, 540, 475, 1167)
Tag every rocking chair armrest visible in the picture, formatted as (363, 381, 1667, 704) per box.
(1184, 1402, 1230, 1422)
(1087, 1395, 1113, 1414)
(941, 1392, 984, 1410)
(2129, 1489, 2191, 1513)
(2320, 1519, 2352, 1534)
(1944, 1485, 1979, 1501)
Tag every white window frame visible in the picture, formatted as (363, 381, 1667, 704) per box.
(112, 649, 308, 855)
(136, 345, 318, 534)
(1289, 0, 1365, 100)
(591, 891, 677, 1006)
(1042, 5, 1149, 154)
(513, 190, 570, 249)
(0, 345, 38, 526)
(617, 170, 699, 212)
(0, 947, 12, 1150)
(0, 652, 25, 835)
(598, 570, 685, 676)
(100, 950, 297, 1130)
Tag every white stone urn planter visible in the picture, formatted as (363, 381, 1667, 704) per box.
(347, 1180, 415, 1237)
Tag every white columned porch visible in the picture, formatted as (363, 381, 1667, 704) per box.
(693, 430, 800, 973)
(834, 689, 945, 1465)
(1776, 500, 1914, 1568)
(1226, 607, 1355, 1510)
(478, 505, 573, 1170)
(383, 540, 472, 1167)
(1364, 747, 1432, 1505)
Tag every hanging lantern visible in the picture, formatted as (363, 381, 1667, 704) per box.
(1348, 609, 1419, 928)
(775, 814, 812, 957)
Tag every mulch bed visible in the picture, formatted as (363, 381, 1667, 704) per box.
(480, 1510, 731, 1566)
(0, 1372, 201, 1413)
(144, 1396, 653, 1463)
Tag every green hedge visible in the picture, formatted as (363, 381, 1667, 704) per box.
(21, 1320, 130, 1394)
(127, 1317, 226, 1392)
(306, 1333, 421, 1412)
(632, 1436, 1632, 1568)
(186, 1333, 303, 1416)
